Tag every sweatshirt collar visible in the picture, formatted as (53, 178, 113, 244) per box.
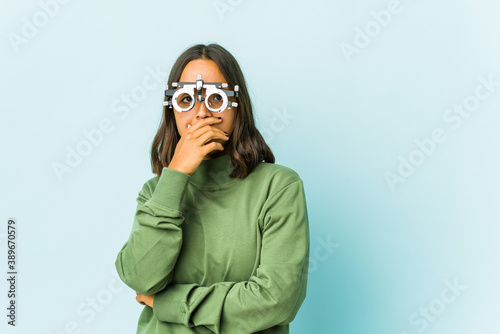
(189, 153, 236, 187)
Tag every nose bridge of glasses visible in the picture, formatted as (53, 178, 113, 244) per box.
(191, 87, 214, 113)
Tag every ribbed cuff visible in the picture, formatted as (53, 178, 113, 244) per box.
(153, 283, 198, 324)
(148, 167, 190, 212)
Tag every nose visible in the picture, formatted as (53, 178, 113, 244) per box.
(192, 95, 213, 120)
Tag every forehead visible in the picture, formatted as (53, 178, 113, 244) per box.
(179, 59, 227, 83)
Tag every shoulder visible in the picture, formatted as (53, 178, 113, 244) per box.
(252, 162, 306, 228)
(248, 160, 303, 194)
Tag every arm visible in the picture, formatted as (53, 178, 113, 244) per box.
(114, 167, 190, 295)
(151, 180, 310, 333)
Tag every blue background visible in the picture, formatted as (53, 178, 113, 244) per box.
(1, 0, 499, 333)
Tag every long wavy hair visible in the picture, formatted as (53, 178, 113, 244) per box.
(151, 43, 275, 178)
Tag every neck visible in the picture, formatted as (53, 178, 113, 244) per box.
(190, 153, 235, 187)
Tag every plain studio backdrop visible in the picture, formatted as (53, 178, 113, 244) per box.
(1, 0, 499, 333)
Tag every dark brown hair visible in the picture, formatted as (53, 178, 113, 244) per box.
(151, 43, 275, 178)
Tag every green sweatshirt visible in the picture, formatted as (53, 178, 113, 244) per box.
(115, 153, 310, 334)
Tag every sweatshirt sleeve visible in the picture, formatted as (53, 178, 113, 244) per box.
(114, 167, 190, 295)
(151, 179, 310, 333)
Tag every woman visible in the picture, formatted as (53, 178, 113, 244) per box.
(115, 43, 310, 334)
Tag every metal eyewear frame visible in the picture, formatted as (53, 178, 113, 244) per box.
(163, 74, 239, 113)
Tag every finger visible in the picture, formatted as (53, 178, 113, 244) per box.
(187, 116, 222, 135)
(203, 141, 225, 155)
(194, 122, 228, 140)
(198, 128, 229, 146)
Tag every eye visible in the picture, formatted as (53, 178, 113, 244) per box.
(181, 96, 192, 103)
(213, 94, 223, 101)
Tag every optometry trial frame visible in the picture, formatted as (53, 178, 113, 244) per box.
(163, 74, 239, 113)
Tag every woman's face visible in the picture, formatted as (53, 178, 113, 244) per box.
(173, 59, 236, 156)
